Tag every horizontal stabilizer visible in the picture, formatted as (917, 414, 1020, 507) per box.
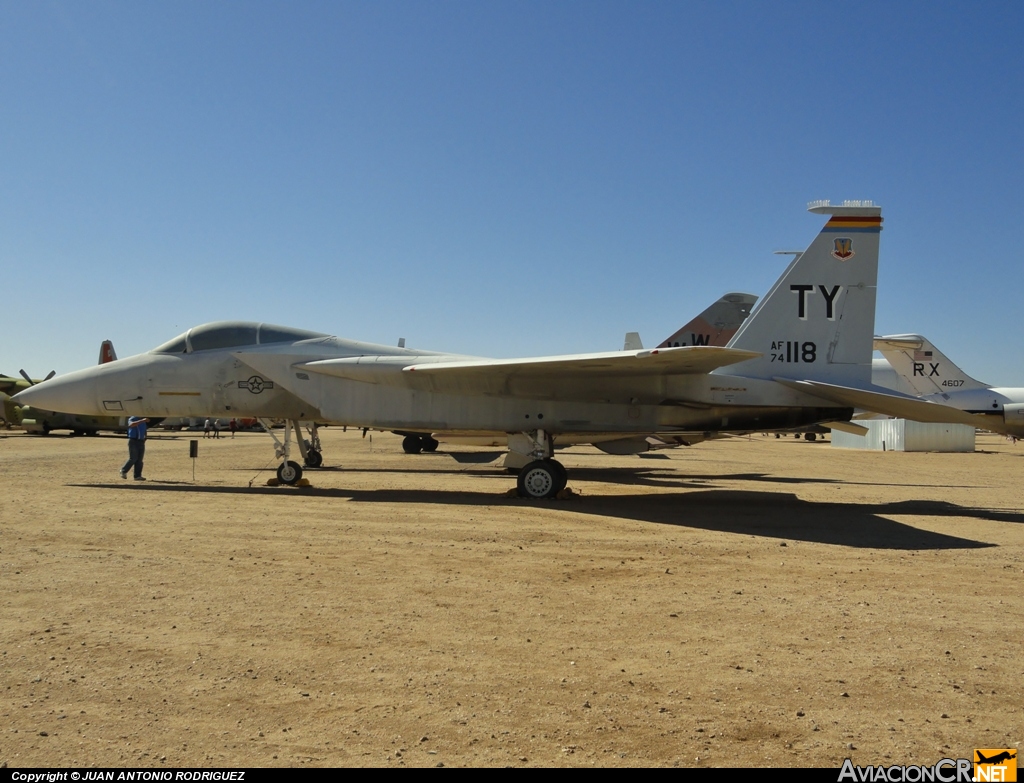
(819, 420, 869, 436)
(773, 378, 989, 428)
(873, 335, 924, 351)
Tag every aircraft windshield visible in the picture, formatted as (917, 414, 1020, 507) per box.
(188, 323, 259, 352)
(150, 322, 328, 354)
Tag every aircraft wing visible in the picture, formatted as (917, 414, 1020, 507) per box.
(405, 345, 760, 377)
(773, 378, 991, 428)
(302, 345, 760, 384)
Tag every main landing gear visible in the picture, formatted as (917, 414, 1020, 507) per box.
(260, 419, 325, 485)
(303, 422, 324, 467)
(508, 430, 567, 499)
(517, 458, 567, 499)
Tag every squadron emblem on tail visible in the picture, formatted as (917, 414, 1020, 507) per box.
(832, 237, 854, 261)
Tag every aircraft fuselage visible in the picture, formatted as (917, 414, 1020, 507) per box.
(15, 335, 852, 439)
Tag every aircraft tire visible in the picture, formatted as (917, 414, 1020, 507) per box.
(304, 449, 323, 468)
(277, 460, 303, 485)
(517, 460, 559, 499)
(546, 458, 568, 494)
(804, 432, 817, 441)
(402, 435, 424, 454)
(422, 436, 439, 453)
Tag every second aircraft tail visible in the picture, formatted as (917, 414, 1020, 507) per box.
(873, 335, 988, 395)
(98, 340, 117, 365)
(657, 292, 758, 348)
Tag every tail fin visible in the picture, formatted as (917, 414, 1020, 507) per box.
(98, 340, 117, 364)
(657, 292, 758, 348)
(623, 332, 643, 351)
(724, 200, 882, 386)
(873, 334, 988, 394)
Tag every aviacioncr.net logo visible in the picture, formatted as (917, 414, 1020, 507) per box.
(838, 758, 973, 782)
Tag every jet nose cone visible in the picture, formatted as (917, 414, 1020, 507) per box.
(12, 371, 102, 415)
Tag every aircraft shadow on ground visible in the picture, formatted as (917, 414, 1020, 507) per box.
(227, 462, 741, 488)
(226, 460, 987, 493)
(567, 465, 991, 490)
(227, 447, 990, 490)
(70, 482, 1009, 551)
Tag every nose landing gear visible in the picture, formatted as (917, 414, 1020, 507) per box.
(277, 460, 303, 484)
(261, 418, 323, 485)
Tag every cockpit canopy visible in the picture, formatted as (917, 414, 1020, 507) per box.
(151, 321, 328, 354)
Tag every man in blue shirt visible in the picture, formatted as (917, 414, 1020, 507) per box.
(120, 416, 149, 481)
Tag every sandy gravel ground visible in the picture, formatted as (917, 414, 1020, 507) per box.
(1, 427, 1021, 768)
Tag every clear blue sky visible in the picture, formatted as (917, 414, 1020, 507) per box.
(4, 1, 1023, 384)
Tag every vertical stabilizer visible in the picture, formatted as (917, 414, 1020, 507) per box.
(623, 332, 644, 351)
(657, 292, 757, 348)
(724, 201, 882, 386)
(873, 335, 988, 395)
(99, 341, 117, 364)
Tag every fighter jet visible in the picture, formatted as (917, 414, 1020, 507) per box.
(16, 201, 891, 497)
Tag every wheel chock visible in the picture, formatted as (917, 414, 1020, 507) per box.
(266, 477, 311, 488)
